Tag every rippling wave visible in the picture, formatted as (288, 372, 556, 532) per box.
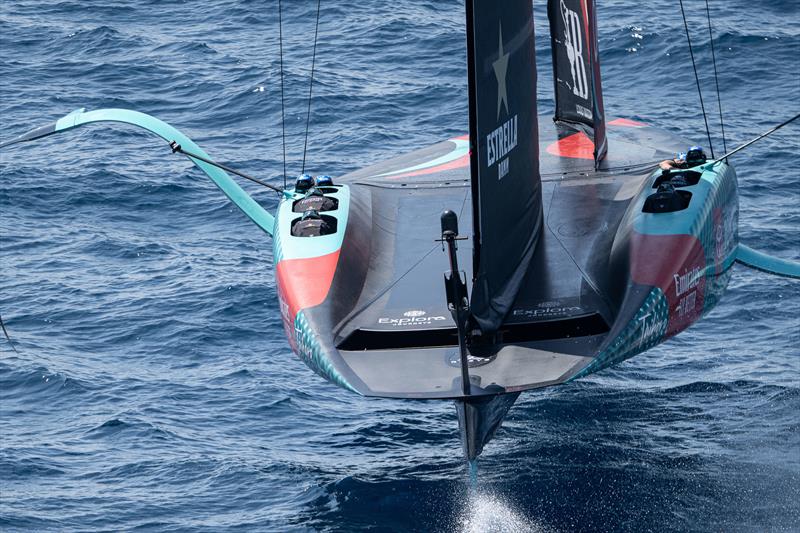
(1, 0, 798, 531)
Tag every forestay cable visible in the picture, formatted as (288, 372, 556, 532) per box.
(0, 314, 19, 354)
(301, 0, 322, 175)
(711, 112, 799, 163)
(679, 0, 715, 158)
(278, 0, 287, 188)
(704, 0, 727, 154)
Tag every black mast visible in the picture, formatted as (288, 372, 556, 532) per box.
(464, 0, 543, 337)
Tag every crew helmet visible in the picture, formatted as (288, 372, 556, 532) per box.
(315, 175, 334, 187)
(685, 146, 707, 166)
(295, 174, 315, 193)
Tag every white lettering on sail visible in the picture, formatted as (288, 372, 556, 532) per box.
(560, 0, 589, 100)
(486, 114, 518, 174)
(498, 158, 509, 179)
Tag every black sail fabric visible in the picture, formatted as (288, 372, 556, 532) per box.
(548, 0, 607, 163)
(466, 0, 542, 335)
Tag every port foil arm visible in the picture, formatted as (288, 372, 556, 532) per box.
(1, 108, 275, 235)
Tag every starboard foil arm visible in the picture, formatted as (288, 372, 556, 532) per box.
(0, 108, 275, 235)
(735, 244, 800, 279)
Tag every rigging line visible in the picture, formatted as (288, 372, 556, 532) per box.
(330, 244, 440, 338)
(711, 112, 799, 163)
(278, 0, 287, 188)
(704, 0, 727, 155)
(0, 314, 19, 354)
(169, 141, 284, 194)
(679, 0, 715, 158)
(301, 0, 322, 175)
(540, 159, 661, 179)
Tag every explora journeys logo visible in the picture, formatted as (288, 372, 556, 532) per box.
(378, 311, 447, 326)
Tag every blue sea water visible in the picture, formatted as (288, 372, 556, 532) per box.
(1, 0, 798, 531)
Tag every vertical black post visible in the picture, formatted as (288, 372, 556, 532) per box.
(441, 210, 471, 396)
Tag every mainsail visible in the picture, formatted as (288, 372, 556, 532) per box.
(548, 0, 607, 164)
(465, 0, 542, 335)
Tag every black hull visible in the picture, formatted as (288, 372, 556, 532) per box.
(275, 118, 738, 399)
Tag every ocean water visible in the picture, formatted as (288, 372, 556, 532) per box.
(1, 0, 798, 531)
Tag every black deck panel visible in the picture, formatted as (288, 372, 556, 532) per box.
(341, 119, 685, 187)
(333, 119, 687, 341)
(332, 184, 472, 343)
(324, 119, 692, 396)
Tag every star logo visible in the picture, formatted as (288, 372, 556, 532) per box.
(493, 22, 510, 119)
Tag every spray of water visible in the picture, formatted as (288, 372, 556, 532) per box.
(468, 459, 478, 489)
(454, 460, 550, 533)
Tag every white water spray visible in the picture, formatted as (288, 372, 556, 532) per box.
(455, 460, 549, 533)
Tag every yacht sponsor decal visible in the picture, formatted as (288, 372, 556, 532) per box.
(487, 22, 518, 180)
(674, 289, 697, 319)
(560, 0, 589, 101)
(714, 205, 737, 271)
(674, 266, 701, 298)
(630, 232, 707, 337)
(295, 323, 313, 360)
(278, 290, 296, 351)
(378, 310, 447, 326)
(512, 302, 582, 319)
(486, 116, 517, 178)
(279, 297, 291, 331)
(672, 266, 702, 320)
(635, 311, 667, 349)
(447, 351, 496, 368)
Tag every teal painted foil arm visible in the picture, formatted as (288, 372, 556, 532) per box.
(12, 108, 275, 235)
(736, 244, 800, 279)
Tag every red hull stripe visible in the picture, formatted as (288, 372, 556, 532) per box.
(276, 250, 341, 321)
(545, 131, 595, 160)
(630, 232, 707, 337)
(608, 117, 647, 127)
(387, 153, 470, 179)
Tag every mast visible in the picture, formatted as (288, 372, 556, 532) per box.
(465, 0, 543, 336)
(548, 0, 607, 165)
